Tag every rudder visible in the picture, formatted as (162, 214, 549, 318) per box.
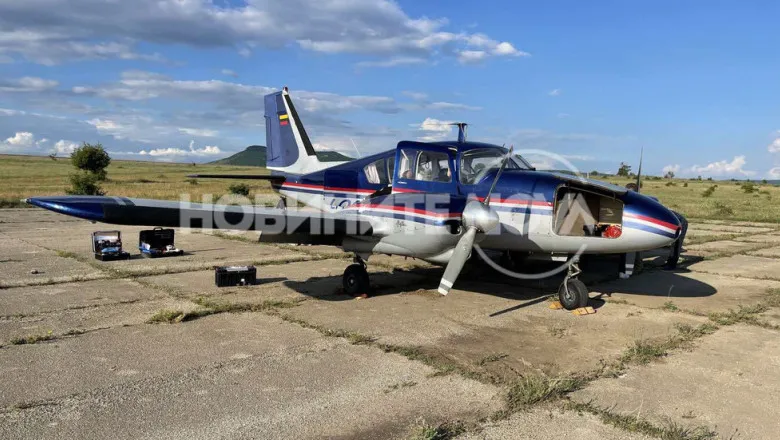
(265, 87, 329, 174)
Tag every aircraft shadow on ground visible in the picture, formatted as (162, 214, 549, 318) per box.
(279, 249, 717, 305)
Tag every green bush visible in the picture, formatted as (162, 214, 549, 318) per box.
(228, 183, 250, 196)
(70, 143, 111, 180)
(741, 182, 757, 194)
(66, 172, 105, 196)
(683, 182, 688, 187)
(701, 185, 716, 198)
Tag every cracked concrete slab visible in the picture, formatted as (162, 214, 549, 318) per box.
(747, 246, 780, 258)
(0, 313, 500, 440)
(0, 234, 106, 288)
(282, 285, 705, 380)
(684, 240, 770, 257)
(591, 270, 780, 314)
(688, 255, 780, 281)
(571, 324, 780, 440)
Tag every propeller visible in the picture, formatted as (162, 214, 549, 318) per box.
(635, 146, 643, 193)
(437, 146, 513, 295)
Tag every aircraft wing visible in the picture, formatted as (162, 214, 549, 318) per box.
(25, 196, 373, 246)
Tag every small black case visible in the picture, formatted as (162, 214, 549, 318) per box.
(215, 266, 257, 287)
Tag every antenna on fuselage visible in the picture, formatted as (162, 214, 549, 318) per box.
(448, 122, 468, 142)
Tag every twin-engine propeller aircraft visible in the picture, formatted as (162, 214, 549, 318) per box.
(26, 87, 682, 310)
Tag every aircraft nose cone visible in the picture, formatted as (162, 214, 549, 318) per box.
(26, 196, 109, 221)
(623, 192, 682, 245)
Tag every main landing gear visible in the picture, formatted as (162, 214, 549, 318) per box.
(343, 255, 370, 296)
(557, 258, 589, 310)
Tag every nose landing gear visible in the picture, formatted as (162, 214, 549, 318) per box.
(557, 259, 589, 310)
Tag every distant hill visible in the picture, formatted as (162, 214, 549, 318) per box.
(209, 145, 352, 167)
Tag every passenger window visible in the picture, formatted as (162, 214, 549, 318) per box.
(415, 151, 451, 182)
(363, 158, 388, 184)
(387, 156, 395, 181)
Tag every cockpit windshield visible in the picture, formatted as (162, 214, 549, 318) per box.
(459, 148, 534, 184)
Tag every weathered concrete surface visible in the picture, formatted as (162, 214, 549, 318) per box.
(684, 240, 769, 257)
(685, 223, 775, 234)
(571, 325, 780, 440)
(734, 233, 780, 244)
(689, 255, 780, 281)
(748, 245, 780, 258)
(0, 234, 106, 288)
(590, 270, 780, 313)
(0, 279, 164, 317)
(283, 285, 705, 380)
(0, 313, 501, 440)
(0, 297, 200, 345)
(457, 406, 651, 440)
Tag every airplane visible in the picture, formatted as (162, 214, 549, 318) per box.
(25, 87, 683, 310)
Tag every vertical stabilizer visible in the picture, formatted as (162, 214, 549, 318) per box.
(264, 87, 342, 174)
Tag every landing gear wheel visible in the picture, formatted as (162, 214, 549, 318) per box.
(558, 278, 589, 310)
(343, 263, 370, 296)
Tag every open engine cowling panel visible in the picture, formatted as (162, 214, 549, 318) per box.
(553, 187, 623, 238)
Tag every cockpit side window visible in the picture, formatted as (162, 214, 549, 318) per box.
(459, 149, 522, 184)
(396, 148, 452, 183)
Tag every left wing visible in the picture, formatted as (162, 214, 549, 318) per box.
(26, 196, 373, 246)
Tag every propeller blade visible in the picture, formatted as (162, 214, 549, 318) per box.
(483, 145, 514, 206)
(438, 227, 478, 295)
(635, 146, 643, 194)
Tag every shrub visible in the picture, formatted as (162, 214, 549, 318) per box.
(712, 201, 734, 216)
(228, 183, 250, 196)
(741, 182, 757, 194)
(70, 142, 110, 180)
(701, 185, 716, 198)
(683, 182, 688, 187)
(665, 181, 676, 187)
(187, 178, 199, 185)
(66, 172, 105, 196)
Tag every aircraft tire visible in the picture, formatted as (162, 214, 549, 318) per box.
(343, 264, 370, 296)
(558, 278, 589, 310)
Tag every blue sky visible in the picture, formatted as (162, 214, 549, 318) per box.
(1, 0, 779, 179)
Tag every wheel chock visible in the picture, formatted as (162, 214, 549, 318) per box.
(549, 301, 563, 310)
(572, 306, 596, 316)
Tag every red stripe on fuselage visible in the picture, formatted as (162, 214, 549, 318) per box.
(624, 212, 679, 231)
(348, 203, 461, 218)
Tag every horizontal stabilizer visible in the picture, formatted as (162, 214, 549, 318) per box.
(186, 174, 286, 182)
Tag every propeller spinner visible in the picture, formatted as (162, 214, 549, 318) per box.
(437, 146, 513, 295)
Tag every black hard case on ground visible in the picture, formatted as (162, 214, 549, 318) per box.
(139, 227, 183, 258)
(215, 266, 257, 287)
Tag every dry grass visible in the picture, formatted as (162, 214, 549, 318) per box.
(0, 154, 277, 202)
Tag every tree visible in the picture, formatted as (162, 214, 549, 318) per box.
(71, 142, 111, 180)
(66, 142, 111, 195)
(617, 162, 631, 177)
(664, 171, 675, 179)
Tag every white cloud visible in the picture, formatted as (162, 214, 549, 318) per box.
(0, 76, 58, 92)
(769, 167, 780, 179)
(178, 127, 218, 137)
(425, 101, 482, 111)
(4, 131, 35, 147)
(0, 0, 527, 66)
(139, 141, 221, 157)
(416, 117, 454, 141)
(457, 50, 487, 64)
(53, 139, 78, 154)
(689, 155, 755, 177)
(355, 57, 427, 68)
(662, 164, 680, 175)
(220, 69, 238, 78)
(0, 131, 61, 153)
(0, 108, 26, 116)
(769, 137, 780, 153)
(402, 91, 428, 101)
(549, 89, 561, 97)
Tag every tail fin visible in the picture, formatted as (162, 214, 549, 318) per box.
(265, 87, 336, 174)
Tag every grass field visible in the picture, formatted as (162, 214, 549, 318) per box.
(1, 154, 778, 222)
